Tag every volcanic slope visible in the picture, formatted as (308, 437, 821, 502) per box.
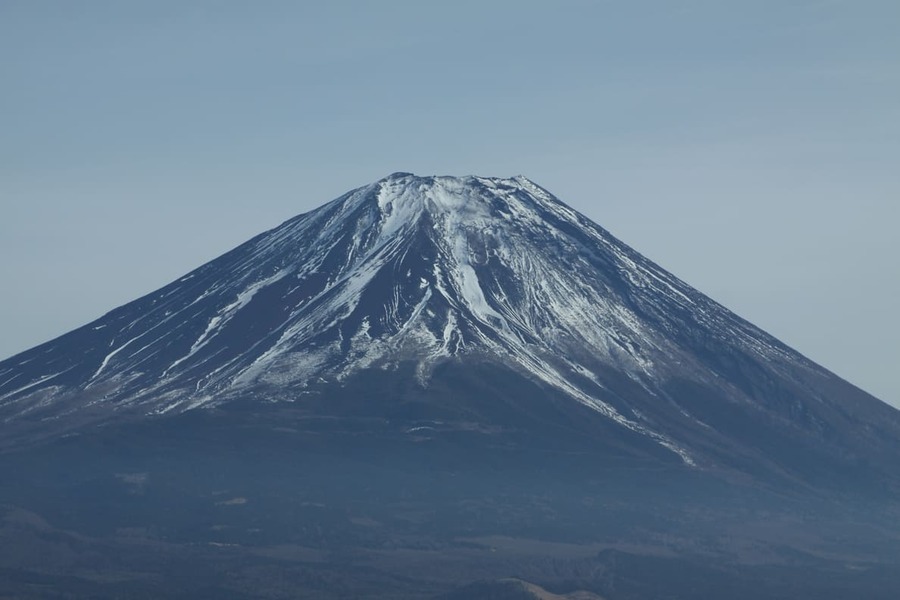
(1, 173, 899, 487)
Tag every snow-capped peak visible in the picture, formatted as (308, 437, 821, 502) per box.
(0, 173, 834, 466)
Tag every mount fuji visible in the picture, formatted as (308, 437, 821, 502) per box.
(2, 173, 900, 599)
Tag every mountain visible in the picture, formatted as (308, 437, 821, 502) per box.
(2, 172, 898, 479)
(2, 173, 900, 599)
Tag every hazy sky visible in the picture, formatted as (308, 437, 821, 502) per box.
(2, 1, 898, 406)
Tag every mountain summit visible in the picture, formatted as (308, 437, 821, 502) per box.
(2, 173, 899, 476)
(3, 174, 900, 599)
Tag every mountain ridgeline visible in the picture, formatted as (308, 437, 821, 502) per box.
(1, 173, 899, 599)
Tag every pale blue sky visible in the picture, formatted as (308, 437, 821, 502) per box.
(2, 1, 898, 406)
